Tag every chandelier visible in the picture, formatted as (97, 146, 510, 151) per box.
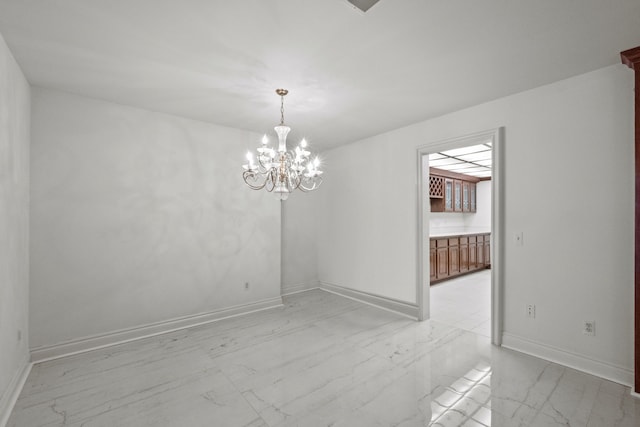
(242, 89, 323, 200)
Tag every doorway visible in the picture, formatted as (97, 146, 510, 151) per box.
(416, 128, 504, 346)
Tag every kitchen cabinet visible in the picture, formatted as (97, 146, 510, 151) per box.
(454, 180, 462, 212)
(429, 233, 490, 284)
(483, 235, 490, 266)
(436, 239, 449, 279)
(429, 240, 437, 282)
(444, 178, 453, 212)
(462, 181, 470, 212)
(476, 235, 484, 268)
(469, 235, 477, 269)
(429, 168, 479, 213)
(470, 183, 476, 212)
(448, 238, 460, 275)
(459, 236, 469, 272)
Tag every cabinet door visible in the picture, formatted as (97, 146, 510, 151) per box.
(470, 183, 476, 212)
(484, 235, 491, 266)
(459, 237, 469, 272)
(462, 181, 470, 212)
(468, 236, 477, 269)
(476, 235, 485, 265)
(444, 179, 454, 212)
(436, 247, 449, 278)
(454, 180, 462, 212)
(429, 240, 437, 281)
(448, 239, 460, 276)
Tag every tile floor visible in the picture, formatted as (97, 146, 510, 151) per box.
(430, 269, 491, 338)
(7, 287, 640, 426)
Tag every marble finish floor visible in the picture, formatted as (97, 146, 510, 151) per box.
(430, 270, 491, 338)
(7, 289, 640, 426)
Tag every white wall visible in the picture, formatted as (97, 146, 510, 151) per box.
(282, 193, 319, 294)
(318, 64, 634, 381)
(0, 33, 30, 416)
(30, 88, 281, 350)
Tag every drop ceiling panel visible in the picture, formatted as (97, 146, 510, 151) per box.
(429, 144, 492, 178)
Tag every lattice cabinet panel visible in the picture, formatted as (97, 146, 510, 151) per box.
(429, 175, 444, 198)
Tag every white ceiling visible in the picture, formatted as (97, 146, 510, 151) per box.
(0, 0, 638, 150)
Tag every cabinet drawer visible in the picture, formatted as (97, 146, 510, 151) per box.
(459, 236, 468, 245)
(430, 239, 436, 249)
(448, 238, 459, 246)
(477, 235, 484, 243)
(468, 236, 477, 244)
(436, 239, 448, 248)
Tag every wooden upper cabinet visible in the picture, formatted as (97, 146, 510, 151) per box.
(429, 167, 481, 213)
(454, 180, 462, 212)
(470, 183, 477, 212)
(462, 181, 470, 212)
(428, 175, 444, 198)
(444, 178, 454, 212)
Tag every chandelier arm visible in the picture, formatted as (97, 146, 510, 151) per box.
(298, 177, 323, 192)
(242, 171, 269, 190)
(264, 169, 277, 192)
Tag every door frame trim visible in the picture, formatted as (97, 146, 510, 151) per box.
(621, 45, 640, 393)
(416, 127, 505, 346)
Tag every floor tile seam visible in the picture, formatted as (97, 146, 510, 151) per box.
(265, 357, 399, 422)
(24, 370, 216, 426)
(395, 328, 470, 368)
(348, 322, 420, 349)
(108, 367, 225, 408)
(214, 341, 373, 385)
(199, 323, 328, 358)
(516, 363, 566, 423)
(216, 368, 271, 427)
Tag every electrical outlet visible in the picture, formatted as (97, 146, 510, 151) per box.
(583, 321, 596, 336)
(244, 282, 250, 290)
(526, 304, 536, 318)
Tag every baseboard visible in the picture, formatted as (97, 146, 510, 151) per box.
(631, 390, 640, 399)
(319, 281, 419, 319)
(0, 356, 32, 427)
(502, 332, 633, 387)
(31, 296, 284, 363)
(281, 282, 320, 296)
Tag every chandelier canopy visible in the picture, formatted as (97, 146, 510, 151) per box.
(242, 89, 323, 200)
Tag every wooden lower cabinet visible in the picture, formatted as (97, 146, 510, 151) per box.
(484, 235, 491, 266)
(448, 238, 460, 276)
(459, 237, 469, 272)
(469, 236, 477, 270)
(429, 240, 437, 281)
(429, 233, 490, 284)
(435, 239, 449, 278)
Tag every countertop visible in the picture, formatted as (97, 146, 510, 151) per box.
(429, 229, 491, 238)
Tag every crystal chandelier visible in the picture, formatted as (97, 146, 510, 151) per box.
(242, 89, 323, 200)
